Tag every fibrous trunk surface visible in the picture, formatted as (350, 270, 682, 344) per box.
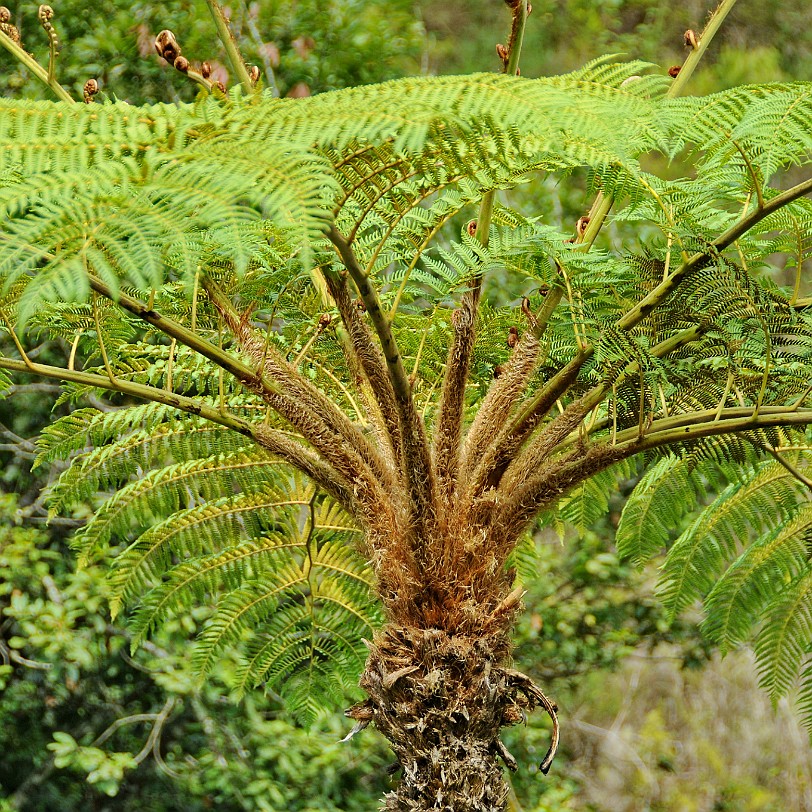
(348, 625, 555, 812)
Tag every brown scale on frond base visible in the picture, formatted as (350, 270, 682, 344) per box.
(668, 64, 681, 78)
(349, 626, 558, 811)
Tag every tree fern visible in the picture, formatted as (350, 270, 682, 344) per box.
(5, 0, 812, 802)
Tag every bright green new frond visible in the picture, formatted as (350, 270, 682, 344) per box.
(691, 84, 812, 181)
(551, 55, 670, 102)
(0, 99, 178, 174)
(0, 63, 745, 329)
(233, 69, 662, 159)
(0, 97, 334, 318)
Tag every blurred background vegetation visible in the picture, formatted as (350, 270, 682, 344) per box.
(1, 0, 812, 809)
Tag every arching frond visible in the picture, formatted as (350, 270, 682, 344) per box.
(658, 460, 808, 618)
(618, 436, 812, 726)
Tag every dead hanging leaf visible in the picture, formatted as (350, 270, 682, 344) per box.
(339, 719, 370, 742)
(382, 664, 419, 689)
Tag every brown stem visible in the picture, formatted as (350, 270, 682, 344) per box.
(432, 0, 531, 521)
(464, 352, 586, 507)
(323, 268, 403, 468)
(460, 287, 564, 488)
(432, 293, 478, 510)
(328, 226, 435, 539)
(0, 355, 355, 509)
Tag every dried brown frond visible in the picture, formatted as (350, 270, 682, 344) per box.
(459, 331, 540, 495)
(495, 443, 629, 547)
(432, 297, 478, 514)
(324, 269, 404, 468)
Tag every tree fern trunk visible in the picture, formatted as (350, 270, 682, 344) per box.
(351, 626, 526, 812)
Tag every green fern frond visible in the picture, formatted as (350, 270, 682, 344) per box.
(755, 566, 812, 702)
(658, 460, 808, 618)
(70, 448, 282, 565)
(107, 487, 320, 615)
(796, 659, 812, 731)
(46, 416, 256, 512)
(131, 543, 305, 648)
(703, 504, 812, 652)
(558, 467, 620, 537)
(616, 454, 706, 567)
